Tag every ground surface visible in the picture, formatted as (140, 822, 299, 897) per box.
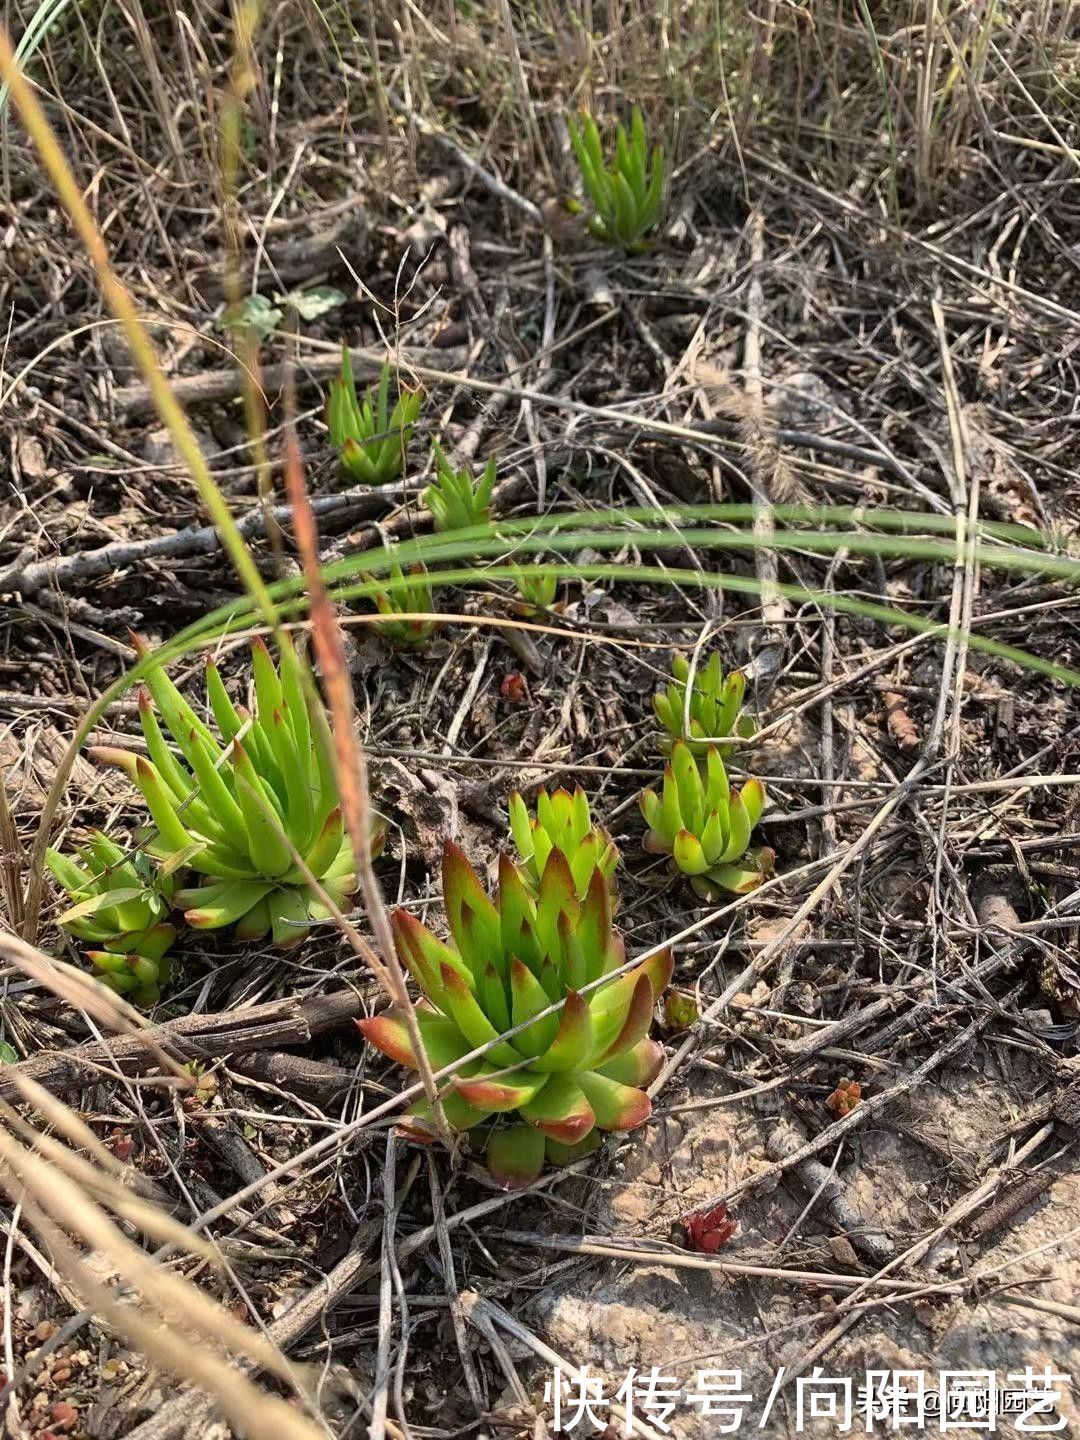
(2, 5, 1080, 1438)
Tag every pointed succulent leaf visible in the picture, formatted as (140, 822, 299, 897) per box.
(356, 1010, 472, 1072)
(133, 757, 195, 855)
(597, 1037, 665, 1088)
(591, 972, 654, 1066)
(719, 789, 752, 864)
(520, 1074, 596, 1145)
(673, 828, 709, 876)
(183, 877, 275, 929)
(507, 792, 534, 863)
(443, 840, 501, 959)
(577, 867, 612, 985)
(439, 963, 524, 1068)
(575, 1071, 651, 1132)
(453, 1067, 548, 1114)
(705, 747, 731, 812)
(529, 990, 593, 1073)
(479, 961, 511, 1032)
(391, 908, 470, 1006)
(740, 777, 766, 830)
(509, 957, 559, 1057)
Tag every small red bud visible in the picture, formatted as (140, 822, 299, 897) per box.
(500, 672, 528, 702)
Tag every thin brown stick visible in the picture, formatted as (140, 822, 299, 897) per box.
(281, 383, 450, 1141)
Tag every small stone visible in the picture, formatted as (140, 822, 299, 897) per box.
(34, 1321, 56, 1342)
(51, 1366, 71, 1384)
(50, 1399, 77, 1428)
(827, 1235, 860, 1268)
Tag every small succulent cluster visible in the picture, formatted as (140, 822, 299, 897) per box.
(363, 555, 440, 649)
(509, 785, 618, 898)
(359, 788, 670, 1186)
(326, 352, 422, 486)
(91, 635, 379, 946)
(423, 443, 496, 533)
(568, 106, 665, 251)
(640, 741, 772, 899)
(46, 837, 177, 1006)
(827, 1078, 862, 1116)
(643, 652, 773, 898)
(512, 567, 557, 614)
(654, 652, 755, 755)
(47, 636, 385, 1003)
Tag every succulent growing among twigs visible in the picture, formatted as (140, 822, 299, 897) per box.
(364, 555, 440, 648)
(326, 350, 422, 485)
(639, 741, 773, 899)
(358, 840, 672, 1187)
(46, 835, 177, 1005)
(91, 634, 384, 948)
(508, 786, 618, 899)
(568, 106, 665, 250)
(424, 442, 496, 532)
(654, 652, 754, 756)
(512, 567, 557, 614)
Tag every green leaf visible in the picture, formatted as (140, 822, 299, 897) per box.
(223, 293, 283, 342)
(284, 285, 347, 320)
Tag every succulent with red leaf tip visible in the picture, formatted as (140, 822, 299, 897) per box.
(508, 785, 619, 899)
(90, 634, 384, 948)
(653, 652, 754, 757)
(362, 554, 440, 649)
(640, 740, 773, 900)
(358, 839, 672, 1187)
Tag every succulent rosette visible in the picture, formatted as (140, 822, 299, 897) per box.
(568, 106, 665, 251)
(363, 555, 440, 649)
(508, 785, 619, 898)
(653, 652, 755, 756)
(91, 634, 384, 948)
(424, 442, 496, 532)
(640, 740, 773, 900)
(46, 834, 177, 1005)
(358, 840, 672, 1187)
(326, 351, 422, 486)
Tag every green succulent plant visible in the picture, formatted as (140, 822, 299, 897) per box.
(513, 567, 557, 613)
(358, 840, 672, 1187)
(508, 786, 619, 899)
(326, 350, 422, 485)
(364, 555, 440, 648)
(424, 442, 496, 532)
(46, 834, 177, 1005)
(640, 740, 773, 899)
(654, 652, 755, 756)
(568, 106, 665, 251)
(90, 634, 385, 948)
